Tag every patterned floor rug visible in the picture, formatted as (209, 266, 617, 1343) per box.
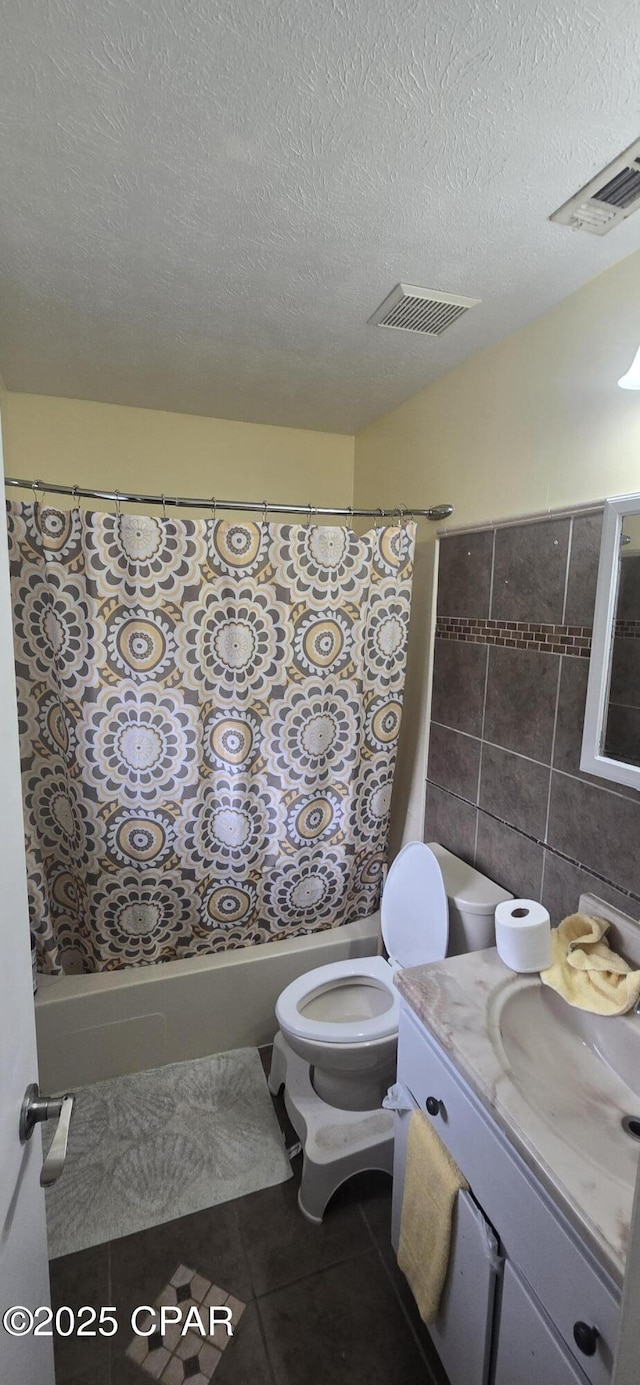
(44, 1047, 292, 1259)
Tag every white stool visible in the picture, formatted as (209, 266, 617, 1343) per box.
(268, 1030, 394, 1223)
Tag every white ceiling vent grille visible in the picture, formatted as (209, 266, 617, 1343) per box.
(368, 284, 480, 336)
(550, 138, 640, 236)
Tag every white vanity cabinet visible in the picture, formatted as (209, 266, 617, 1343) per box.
(392, 1005, 621, 1385)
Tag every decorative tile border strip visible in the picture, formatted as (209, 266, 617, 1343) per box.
(615, 620, 640, 640)
(435, 616, 592, 658)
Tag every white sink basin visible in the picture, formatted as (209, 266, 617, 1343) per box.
(488, 979, 640, 1188)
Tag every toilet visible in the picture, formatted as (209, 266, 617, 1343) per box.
(269, 840, 512, 1221)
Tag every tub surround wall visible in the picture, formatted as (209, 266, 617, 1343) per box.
(426, 510, 640, 925)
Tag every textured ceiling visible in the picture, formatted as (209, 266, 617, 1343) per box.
(1, 0, 640, 434)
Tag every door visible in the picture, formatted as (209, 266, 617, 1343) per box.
(0, 427, 55, 1382)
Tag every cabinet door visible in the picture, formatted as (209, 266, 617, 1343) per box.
(392, 1109, 500, 1385)
(429, 1189, 500, 1385)
(495, 1262, 590, 1385)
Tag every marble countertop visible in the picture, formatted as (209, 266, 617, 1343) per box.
(396, 948, 640, 1287)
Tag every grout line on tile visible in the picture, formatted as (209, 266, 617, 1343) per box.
(363, 1221, 445, 1381)
(487, 526, 497, 621)
(479, 646, 490, 743)
(551, 765, 640, 807)
(474, 741, 485, 863)
(255, 1247, 378, 1306)
(253, 1295, 278, 1385)
(426, 782, 640, 907)
(480, 738, 551, 770)
(430, 721, 483, 745)
(430, 734, 640, 806)
(544, 655, 563, 844)
(472, 804, 480, 867)
(476, 642, 490, 818)
(561, 516, 574, 626)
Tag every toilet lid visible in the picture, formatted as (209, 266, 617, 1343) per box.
(381, 841, 448, 968)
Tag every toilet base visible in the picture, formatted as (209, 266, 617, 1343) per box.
(268, 1030, 394, 1223)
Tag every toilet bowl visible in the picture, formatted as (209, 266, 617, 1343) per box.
(274, 840, 513, 1113)
(275, 955, 400, 1109)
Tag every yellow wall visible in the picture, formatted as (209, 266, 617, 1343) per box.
(354, 248, 640, 851)
(1, 393, 354, 515)
(354, 248, 640, 527)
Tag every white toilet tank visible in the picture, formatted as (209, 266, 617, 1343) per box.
(427, 842, 513, 956)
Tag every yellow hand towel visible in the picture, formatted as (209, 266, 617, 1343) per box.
(397, 1111, 468, 1325)
(540, 913, 640, 1016)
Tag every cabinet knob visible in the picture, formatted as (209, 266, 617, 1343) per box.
(573, 1322, 599, 1357)
(425, 1096, 440, 1117)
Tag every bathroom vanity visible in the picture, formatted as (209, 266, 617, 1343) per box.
(391, 895, 640, 1385)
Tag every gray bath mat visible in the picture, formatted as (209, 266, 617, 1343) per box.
(44, 1047, 291, 1259)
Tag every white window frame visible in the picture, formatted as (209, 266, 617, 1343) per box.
(580, 490, 640, 790)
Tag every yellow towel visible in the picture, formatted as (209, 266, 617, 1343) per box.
(540, 913, 640, 1016)
(398, 1111, 468, 1324)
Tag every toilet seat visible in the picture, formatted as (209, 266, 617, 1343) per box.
(276, 843, 449, 1051)
(275, 955, 398, 1046)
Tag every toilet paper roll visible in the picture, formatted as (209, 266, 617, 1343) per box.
(495, 898, 552, 973)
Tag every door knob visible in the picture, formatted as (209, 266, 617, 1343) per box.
(19, 1082, 75, 1187)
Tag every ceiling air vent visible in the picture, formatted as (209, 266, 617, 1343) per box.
(550, 137, 640, 236)
(368, 283, 480, 336)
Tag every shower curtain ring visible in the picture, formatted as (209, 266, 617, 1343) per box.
(160, 494, 167, 520)
(345, 505, 354, 532)
(306, 503, 313, 528)
(31, 478, 41, 506)
(210, 496, 217, 523)
(262, 499, 269, 526)
(71, 484, 79, 511)
(114, 490, 122, 518)
(399, 503, 408, 529)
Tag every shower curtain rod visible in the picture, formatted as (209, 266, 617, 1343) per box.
(4, 476, 453, 522)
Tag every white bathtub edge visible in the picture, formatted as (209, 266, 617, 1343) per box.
(35, 915, 381, 1091)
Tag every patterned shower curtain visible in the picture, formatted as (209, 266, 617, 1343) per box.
(7, 502, 415, 973)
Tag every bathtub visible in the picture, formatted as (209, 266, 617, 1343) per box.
(34, 914, 381, 1093)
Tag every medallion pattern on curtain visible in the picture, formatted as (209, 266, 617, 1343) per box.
(7, 502, 415, 973)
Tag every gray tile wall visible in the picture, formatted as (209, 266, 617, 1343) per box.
(426, 512, 640, 924)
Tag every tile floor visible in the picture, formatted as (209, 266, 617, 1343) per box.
(50, 1048, 448, 1385)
